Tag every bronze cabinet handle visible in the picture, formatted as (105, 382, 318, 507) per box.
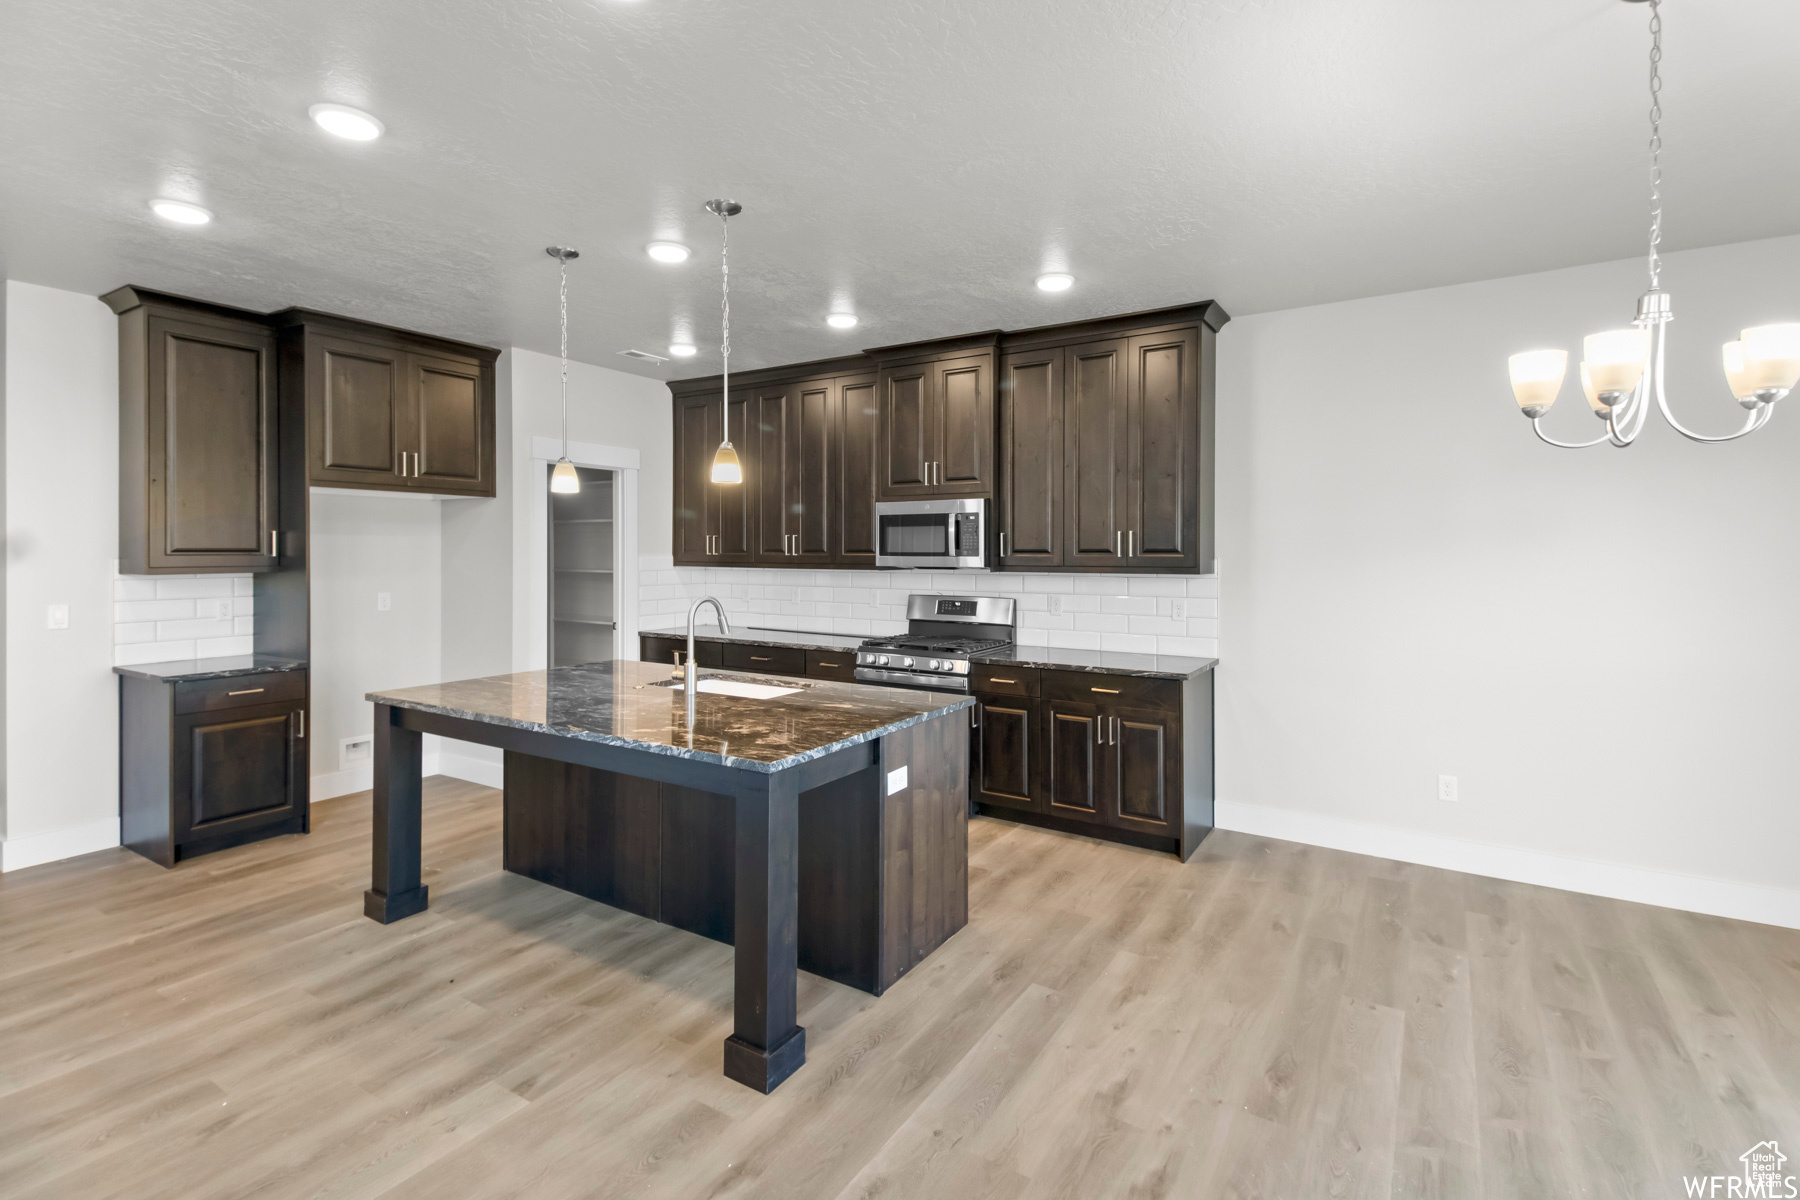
(751, 656, 772, 662)
(1090, 686, 1121, 694)
(817, 662, 837, 668)
(227, 688, 265, 696)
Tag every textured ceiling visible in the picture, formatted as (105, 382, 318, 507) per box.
(2, 0, 1796, 379)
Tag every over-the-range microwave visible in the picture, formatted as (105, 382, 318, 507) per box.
(874, 498, 988, 569)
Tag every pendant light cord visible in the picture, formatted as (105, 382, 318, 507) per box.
(719, 210, 731, 444)
(558, 255, 571, 458)
(1644, 0, 1663, 292)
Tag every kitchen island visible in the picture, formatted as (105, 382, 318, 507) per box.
(363, 660, 972, 1093)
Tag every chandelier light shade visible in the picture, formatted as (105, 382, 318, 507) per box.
(706, 198, 744, 486)
(545, 245, 581, 493)
(1506, 0, 1797, 448)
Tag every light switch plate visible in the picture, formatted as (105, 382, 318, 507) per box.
(886, 765, 908, 795)
(45, 604, 69, 630)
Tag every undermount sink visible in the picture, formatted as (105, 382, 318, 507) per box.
(648, 673, 806, 700)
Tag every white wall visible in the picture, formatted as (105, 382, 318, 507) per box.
(2, 281, 120, 868)
(507, 348, 669, 671)
(308, 491, 444, 795)
(1214, 233, 1800, 926)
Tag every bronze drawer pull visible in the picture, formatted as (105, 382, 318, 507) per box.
(227, 687, 265, 696)
(989, 677, 1016, 684)
(1090, 686, 1120, 694)
(817, 661, 838, 668)
(751, 656, 772, 662)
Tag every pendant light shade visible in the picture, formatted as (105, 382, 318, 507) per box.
(710, 442, 741, 484)
(706, 199, 744, 487)
(545, 245, 581, 494)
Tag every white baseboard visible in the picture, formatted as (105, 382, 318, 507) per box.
(311, 748, 502, 801)
(1214, 800, 1800, 931)
(1, 817, 121, 872)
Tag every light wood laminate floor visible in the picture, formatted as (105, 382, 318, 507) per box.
(2, 778, 1796, 1199)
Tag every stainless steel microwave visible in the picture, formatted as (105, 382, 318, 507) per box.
(874, 498, 988, 569)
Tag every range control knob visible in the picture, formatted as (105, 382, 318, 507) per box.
(900, 657, 914, 669)
(877, 654, 890, 667)
(926, 659, 942, 671)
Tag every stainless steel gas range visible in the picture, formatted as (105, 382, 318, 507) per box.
(853, 595, 1016, 693)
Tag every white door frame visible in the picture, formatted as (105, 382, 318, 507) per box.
(528, 435, 639, 670)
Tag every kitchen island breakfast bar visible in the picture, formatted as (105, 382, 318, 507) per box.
(362, 660, 972, 1093)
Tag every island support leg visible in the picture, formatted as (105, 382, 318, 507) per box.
(364, 703, 429, 923)
(723, 769, 805, 1092)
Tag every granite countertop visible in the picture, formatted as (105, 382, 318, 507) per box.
(639, 624, 867, 654)
(367, 660, 973, 774)
(113, 655, 307, 683)
(640, 624, 1214, 680)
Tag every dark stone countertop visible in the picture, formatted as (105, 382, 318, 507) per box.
(367, 660, 972, 774)
(639, 624, 867, 653)
(640, 624, 1215, 680)
(972, 645, 1217, 680)
(113, 655, 308, 683)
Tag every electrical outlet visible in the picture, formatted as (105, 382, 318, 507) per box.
(1438, 774, 1458, 802)
(340, 736, 373, 770)
(1171, 599, 1187, 620)
(45, 604, 69, 630)
(377, 592, 392, 612)
(207, 598, 232, 620)
(1048, 594, 1062, 616)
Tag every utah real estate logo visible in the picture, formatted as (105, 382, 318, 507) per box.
(1685, 1142, 1796, 1198)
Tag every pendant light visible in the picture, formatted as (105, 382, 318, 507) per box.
(706, 199, 743, 485)
(545, 246, 581, 493)
(1505, 0, 1799, 448)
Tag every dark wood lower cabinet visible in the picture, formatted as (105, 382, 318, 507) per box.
(119, 670, 310, 868)
(973, 693, 1038, 812)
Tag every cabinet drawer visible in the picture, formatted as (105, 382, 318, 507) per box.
(641, 635, 723, 669)
(174, 671, 306, 716)
(806, 650, 857, 681)
(971, 663, 1039, 697)
(722, 642, 807, 676)
(1041, 669, 1179, 712)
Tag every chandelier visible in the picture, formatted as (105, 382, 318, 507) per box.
(1507, 0, 1799, 448)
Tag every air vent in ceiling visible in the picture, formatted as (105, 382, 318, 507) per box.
(618, 349, 669, 364)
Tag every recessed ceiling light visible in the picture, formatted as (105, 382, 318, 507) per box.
(309, 103, 384, 141)
(668, 342, 698, 358)
(646, 242, 690, 264)
(151, 200, 212, 226)
(826, 313, 858, 329)
(1036, 272, 1074, 292)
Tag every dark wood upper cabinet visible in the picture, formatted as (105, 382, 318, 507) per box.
(997, 348, 1062, 567)
(835, 374, 879, 566)
(668, 304, 1223, 573)
(106, 288, 279, 574)
(874, 336, 998, 501)
(1121, 328, 1203, 570)
(278, 311, 496, 499)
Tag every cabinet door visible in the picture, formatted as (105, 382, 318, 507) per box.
(1044, 700, 1103, 818)
(673, 392, 719, 563)
(997, 348, 1061, 567)
(934, 352, 994, 494)
(790, 380, 836, 562)
(974, 694, 1039, 812)
(308, 333, 409, 488)
(835, 375, 879, 565)
(173, 704, 304, 844)
(1064, 337, 1128, 566)
(1104, 706, 1182, 838)
(143, 313, 279, 572)
(1123, 329, 1201, 569)
(409, 351, 492, 495)
(715, 389, 755, 562)
(749, 384, 793, 562)
(877, 361, 933, 497)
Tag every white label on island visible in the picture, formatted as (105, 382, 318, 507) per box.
(886, 765, 908, 796)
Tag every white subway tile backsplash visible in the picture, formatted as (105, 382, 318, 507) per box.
(113, 571, 254, 667)
(154, 577, 234, 599)
(640, 560, 1220, 662)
